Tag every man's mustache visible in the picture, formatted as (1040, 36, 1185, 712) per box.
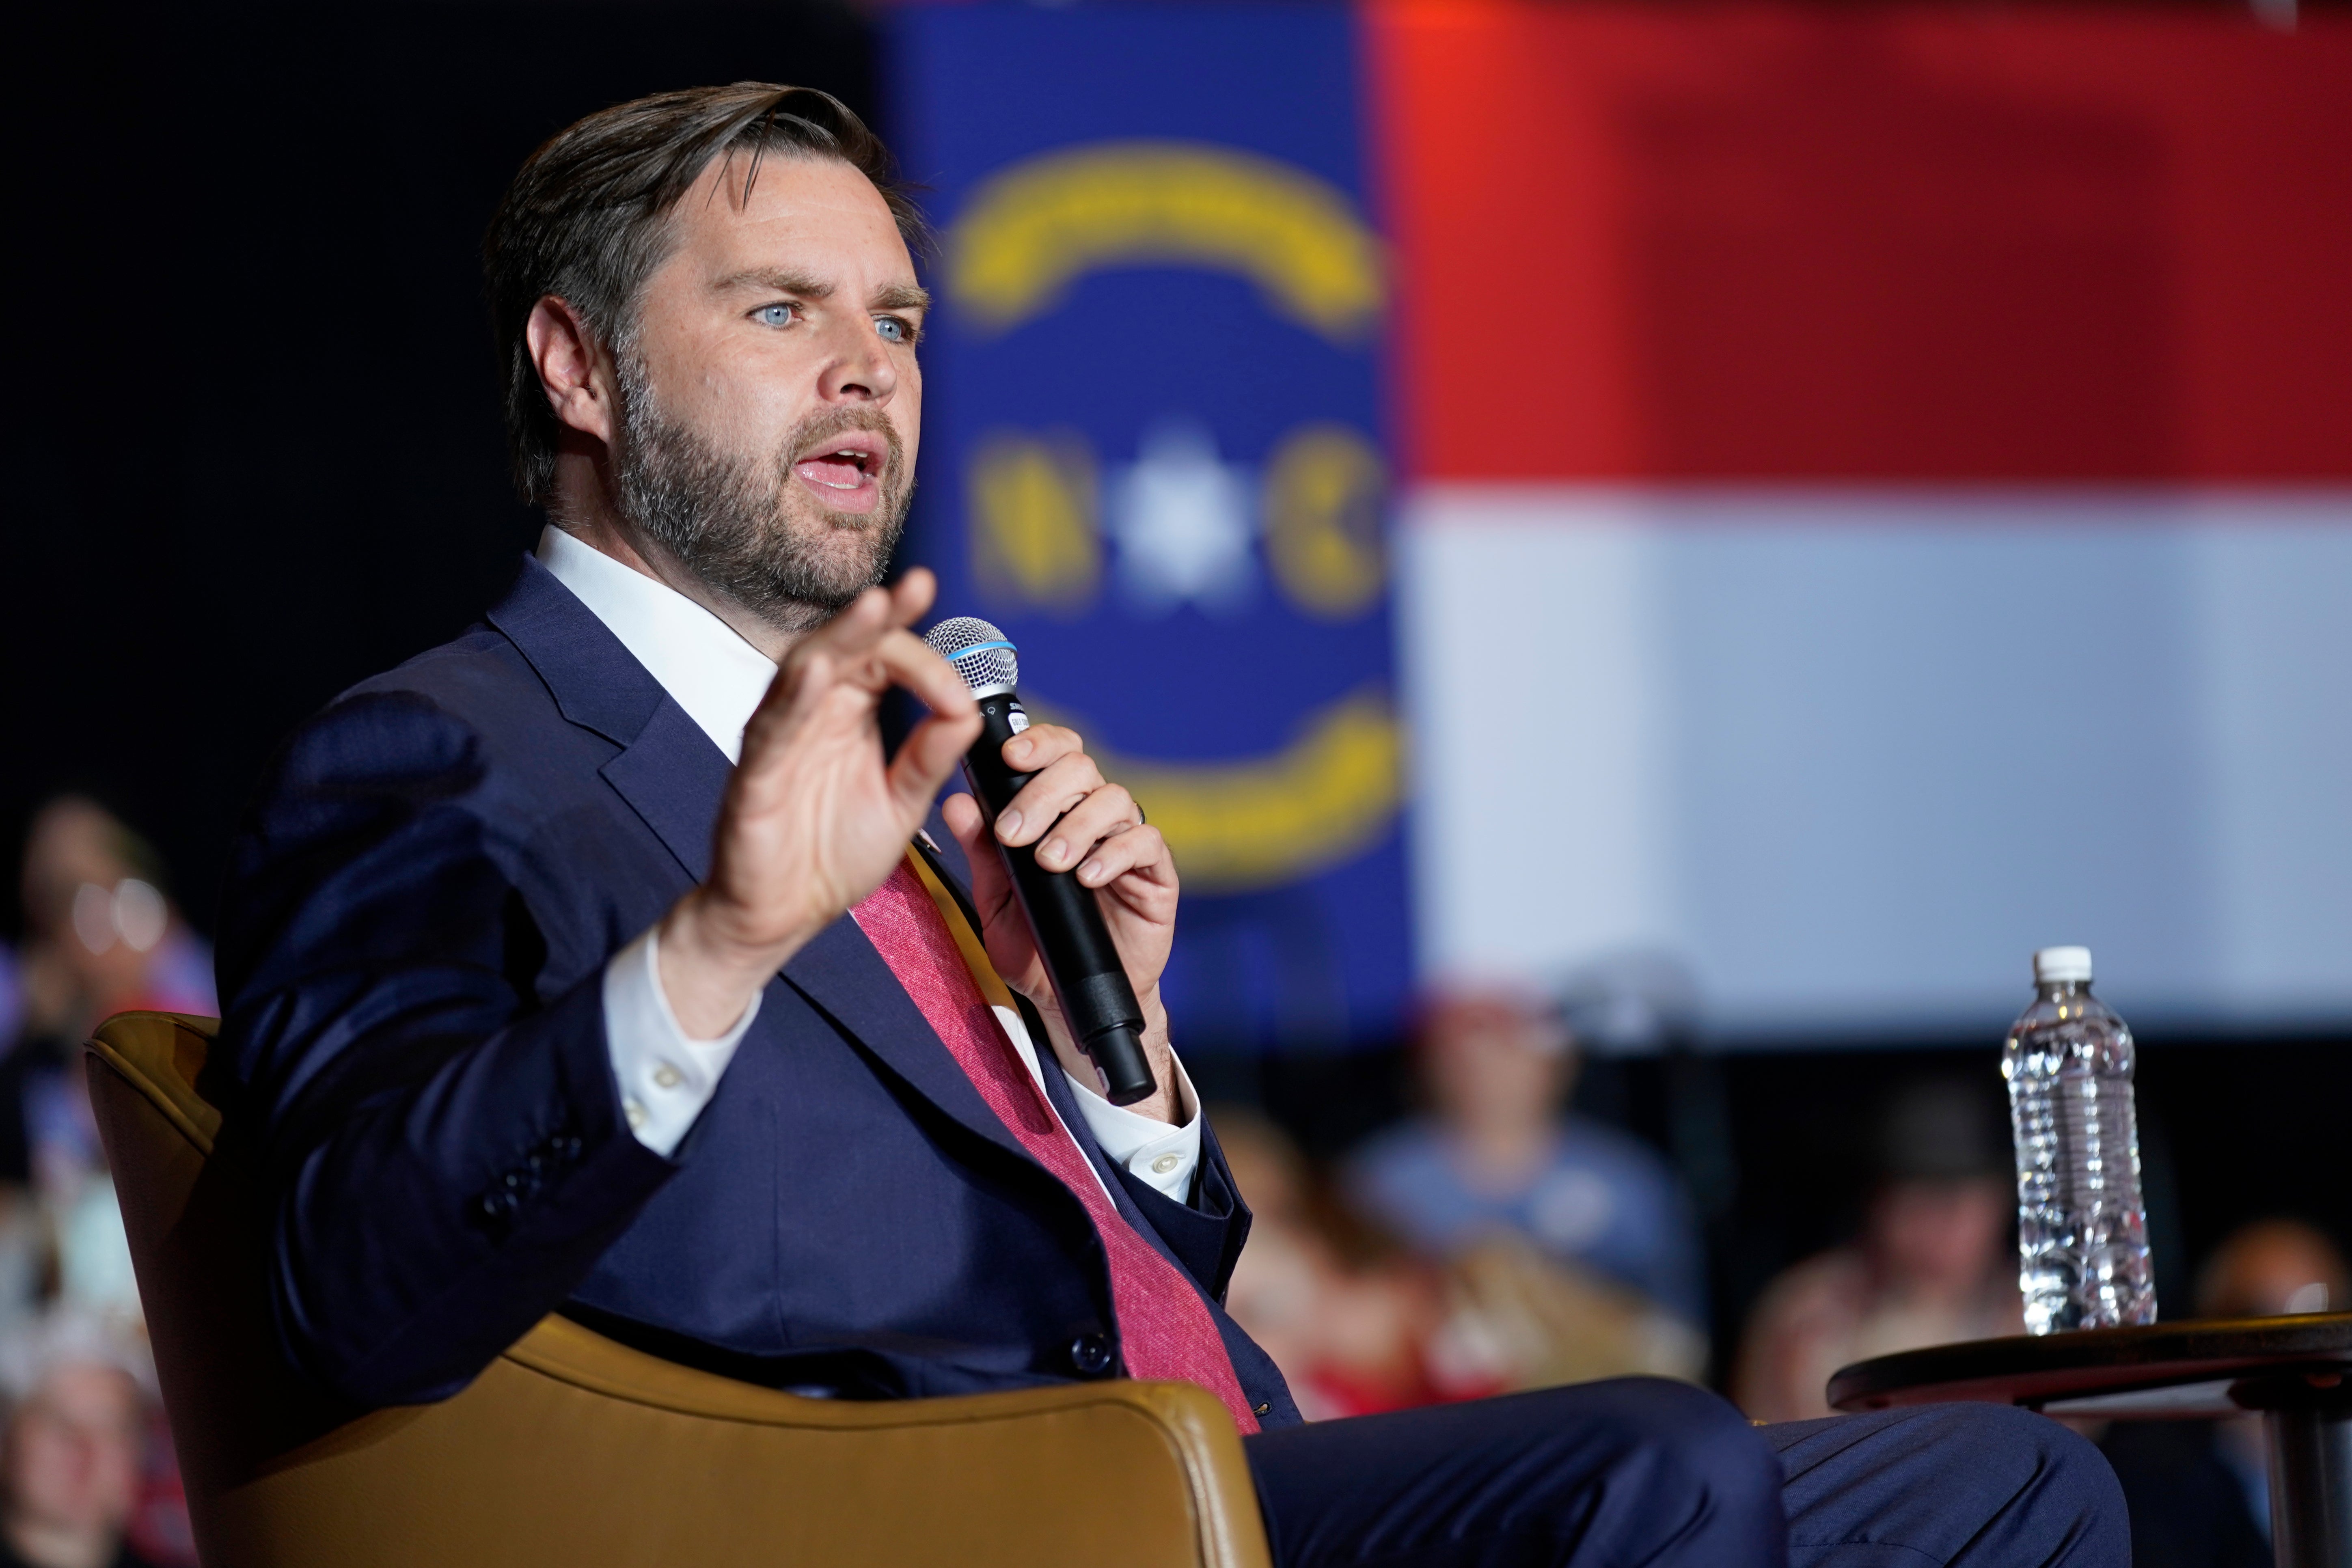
(780, 409, 905, 486)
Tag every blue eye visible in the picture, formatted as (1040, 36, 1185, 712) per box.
(755, 304, 796, 328)
(876, 317, 910, 344)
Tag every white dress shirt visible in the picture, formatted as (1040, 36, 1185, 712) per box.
(535, 526, 1201, 1198)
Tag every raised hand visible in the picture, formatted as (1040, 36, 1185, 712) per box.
(658, 569, 981, 1038)
(941, 725, 1184, 1123)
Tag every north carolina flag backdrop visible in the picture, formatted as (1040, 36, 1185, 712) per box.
(1375, 2, 2352, 1038)
(892, 5, 1412, 1050)
(895, 1, 2352, 1044)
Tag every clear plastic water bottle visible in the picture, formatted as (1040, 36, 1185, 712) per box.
(2002, 945, 2156, 1334)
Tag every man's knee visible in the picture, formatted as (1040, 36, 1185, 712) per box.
(1934, 1404, 2127, 1566)
(1945, 1404, 2125, 1526)
(1907, 1404, 2119, 1498)
(1580, 1379, 1785, 1531)
(1775, 1402, 2129, 1567)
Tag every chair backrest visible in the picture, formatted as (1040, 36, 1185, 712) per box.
(85, 1014, 350, 1497)
(88, 1012, 1272, 1568)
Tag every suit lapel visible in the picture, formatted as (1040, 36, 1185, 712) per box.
(487, 552, 1035, 1169)
(599, 699, 728, 882)
(779, 919, 1033, 1167)
(487, 554, 667, 748)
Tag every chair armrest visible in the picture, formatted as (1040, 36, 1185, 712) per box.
(218, 1316, 1272, 1568)
(88, 1011, 224, 1153)
(87, 1012, 1272, 1568)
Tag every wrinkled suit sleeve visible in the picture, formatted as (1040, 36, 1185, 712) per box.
(215, 688, 676, 1409)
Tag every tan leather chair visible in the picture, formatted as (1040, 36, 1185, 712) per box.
(87, 1012, 1272, 1568)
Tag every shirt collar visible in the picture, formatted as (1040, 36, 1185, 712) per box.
(535, 524, 777, 764)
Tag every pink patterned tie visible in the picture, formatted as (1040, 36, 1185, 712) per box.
(852, 858, 1262, 1434)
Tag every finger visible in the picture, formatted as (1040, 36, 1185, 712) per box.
(1070, 821, 1172, 893)
(1000, 723, 1081, 775)
(994, 753, 1108, 849)
(870, 627, 980, 721)
(749, 586, 891, 727)
(783, 573, 932, 699)
(887, 706, 984, 821)
(942, 792, 1021, 925)
(743, 597, 960, 770)
(789, 578, 920, 686)
(807, 583, 895, 657)
(738, 652, 833, 771)
(941, 790, 986, 850)
(1031, 782, 1141, 875)
(888, 567, 938, 628)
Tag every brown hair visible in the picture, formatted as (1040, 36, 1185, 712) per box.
(483, 83, 927, 505)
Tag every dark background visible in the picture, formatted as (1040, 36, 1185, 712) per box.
(8, 1, 2346, 1378)
(4, 2, 878, 937)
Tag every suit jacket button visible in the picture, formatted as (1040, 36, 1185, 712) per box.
(1068, 1333, 1113, 1377)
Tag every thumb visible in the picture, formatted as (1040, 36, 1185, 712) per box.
(941, 792, 1014, 917)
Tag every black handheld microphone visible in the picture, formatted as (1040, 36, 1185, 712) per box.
(924, 617, 1159, 1107)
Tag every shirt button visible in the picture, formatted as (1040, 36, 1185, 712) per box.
(623, 1098, 648, 1130)
(1150, 1153, 1181, 1175)
(1068, 1333, 1114, 1377)
(652, 1062, 684, 1090)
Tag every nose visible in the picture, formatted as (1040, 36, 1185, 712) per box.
(817, 312, 896, 405)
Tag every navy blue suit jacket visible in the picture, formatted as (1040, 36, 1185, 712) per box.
(214, 556, 1299, 1425)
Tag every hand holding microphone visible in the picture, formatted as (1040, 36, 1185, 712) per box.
(928, 618, 1172, 1112)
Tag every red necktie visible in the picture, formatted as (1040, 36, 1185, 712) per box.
(852, 855, 1262, 1435)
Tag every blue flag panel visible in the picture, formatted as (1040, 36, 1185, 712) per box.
(892, 3, 1409, 1050)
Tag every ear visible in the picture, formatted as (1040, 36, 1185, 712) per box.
(525, 296, 617, 447)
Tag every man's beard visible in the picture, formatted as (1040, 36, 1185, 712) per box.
(611, 355, 911, 634)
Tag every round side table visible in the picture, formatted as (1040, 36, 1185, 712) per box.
(1829, 1313, 2352, 1568)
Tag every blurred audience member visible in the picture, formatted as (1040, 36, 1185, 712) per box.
(8, 799, 214, 1057)
(0, 1313, 158, 1568)
(1435, 1231, 1707, 1393)
(1343, 989, 1705, 1328)
(1219, 1108, 1476, 1419)
(1224, 1081, 1706, 1421)
(0, 804, 202, 1564)
(2101, 1219, 2350, 1568)
(2198, 1218, 2349, 1322)
(1734, 1078, 2020, 1421)
(0, 800, 209, 1335)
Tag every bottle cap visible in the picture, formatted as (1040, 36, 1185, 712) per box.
(2033, 945, 2093, 985)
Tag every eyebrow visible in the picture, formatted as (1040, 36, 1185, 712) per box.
(714, 268, 931, 316)
(714, 267, 833, 298)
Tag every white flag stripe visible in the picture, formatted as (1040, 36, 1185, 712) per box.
(1399, 485, 2352, 1039)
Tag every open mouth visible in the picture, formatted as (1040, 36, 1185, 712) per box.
(792, 432, 888, 505)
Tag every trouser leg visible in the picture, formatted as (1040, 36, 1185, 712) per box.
(1243, 1377, 1786, 1568)
(1764, 1404, 2130, 1568)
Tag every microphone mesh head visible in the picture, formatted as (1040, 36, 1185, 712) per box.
(924, 616, 1019, 693)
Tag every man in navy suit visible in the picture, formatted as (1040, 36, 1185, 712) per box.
(216, 84, 2125, 1566)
